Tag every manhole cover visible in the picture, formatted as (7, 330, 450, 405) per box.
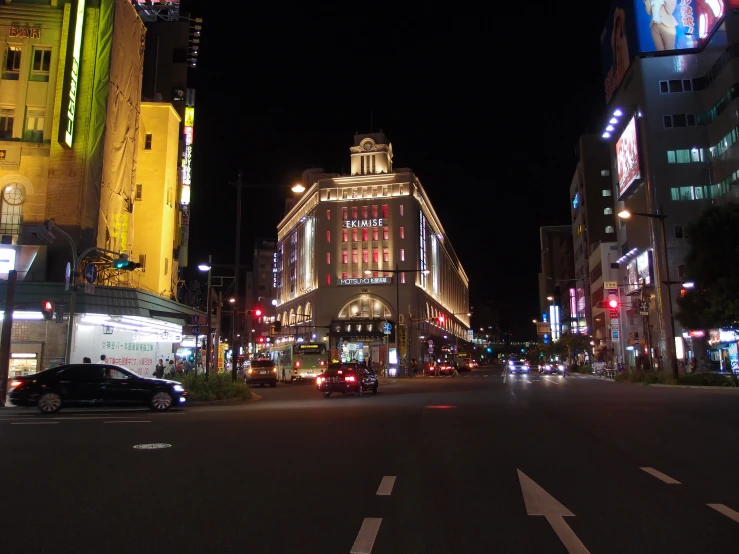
(133, 443, 172, 450)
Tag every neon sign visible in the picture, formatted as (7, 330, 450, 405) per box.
(181, 145, 192, 185)
(59, 0, 86, 149)
(184, 106, 194, 127)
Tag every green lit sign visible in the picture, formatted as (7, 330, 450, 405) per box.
(59, 0, 86, 149)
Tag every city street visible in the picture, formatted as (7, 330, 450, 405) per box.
(2, 365, 739, 553)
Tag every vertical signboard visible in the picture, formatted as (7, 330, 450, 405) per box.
(58, 0, 86, 148)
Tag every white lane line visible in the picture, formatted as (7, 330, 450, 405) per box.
(350, 518, 382, 554)
(103, 421, 151, 424)
(542, 376, 561, 385)
(11, 421, 59, 425)
(639, 467, 681, 484)
(545, 515, 591, 554)
(376, 476, 396, 496)
(708, 503, 739, 524)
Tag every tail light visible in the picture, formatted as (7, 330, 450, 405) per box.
(272, 368, 277, 373)
(345, 375, 355, 382)
(316, 377, 324, 385)
(248, 369, 253, 374)
(9, 380, 23, 388)
(320, 360, 325, 366)
(294, 361, 300, 368)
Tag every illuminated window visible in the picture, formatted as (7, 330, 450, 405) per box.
(372, 227, 379, 241)
(0, 109, 13, 140)
(400, 248, 405, 261)
(342, 207, 348, 220)
(352, 250, 358, 263)
(400, 205, 404, 216)
(373, 271, 379, 278)
(342, 250, 348, 264)
(401, 272, 406, 284)
(326, 252, 330, 265)
(604, 207, 613, 215)
(383, 227, 389, 240)
(0, 183, 25, 235)
(362, 228, 368, 241)
(600, 170, 610, 177)
(24, 108, 45, 142)
(326, 230, 331, 243)
(383, 248, 389, 262)
(144, 133, 152, 150)
(382, 204, 389, 218)
(372, 249, 379, 263)
(362, 206, 368, 218)
(342, 272, 348, 279)
(326, 209, 331, 220)
(351, 206, 358, 219)
(602, 189, 612, 197)
(342, 229, 348, 242)
(400, 226, 405, 239)
(326, 274, 331, 286)
(352, 228, 358, 242)
(372, 205, 378, 218)
(362, 249, 368, 263)
(605, 225, 615, 233)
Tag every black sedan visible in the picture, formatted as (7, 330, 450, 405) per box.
(8, 364, 187, 413)
(316, 362, 378, 397)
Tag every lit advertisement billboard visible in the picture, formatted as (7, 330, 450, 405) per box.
(601, 0, 735, 102)
(616, 116, 642, 198)
(636, 250, 653, 287)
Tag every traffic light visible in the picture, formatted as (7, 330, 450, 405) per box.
(607, 298, 619, 310)
(254, 307, 262, 317)
(41, 300, 54, 320)
(112, 254, 140, 270)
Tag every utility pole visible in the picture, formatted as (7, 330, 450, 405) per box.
(0, 269, 17, 406)
(230, 170, 244, 382)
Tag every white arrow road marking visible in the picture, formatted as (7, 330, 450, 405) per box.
(640, 467, 681, 484)
(708, 503, 739, 524)
(517, 469, 590, 554)
(350, 518, 382, 554)
(376, 476, 396, 496)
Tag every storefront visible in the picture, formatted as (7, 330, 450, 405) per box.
(329, 319, 394, 367)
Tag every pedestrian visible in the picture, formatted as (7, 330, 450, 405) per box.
(412, 358, 418, 377)
(82, 357, 91, 363)
(690, 357, 697, 373)
(167, 359, 176, 377)
(155, 359, 165, 379)
(98, 354, 107, 364)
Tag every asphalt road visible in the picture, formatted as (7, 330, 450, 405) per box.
(2, 364, 739, 553)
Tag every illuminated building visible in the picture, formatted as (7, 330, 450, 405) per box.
(537, 226, 575, 342)
(0, 0, 201, 374)
(274, 133, 470, 369)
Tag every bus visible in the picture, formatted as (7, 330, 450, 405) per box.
(270, 342, 328, 382)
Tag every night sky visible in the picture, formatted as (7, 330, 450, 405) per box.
(182, 3, 613, 335)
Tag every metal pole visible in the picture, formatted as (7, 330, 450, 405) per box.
(65, 283, 77, 365)
(395, 263, 399, 376)
(205, 254, 212, 376)
(232, 171, 243, 382)
(659, 206, 679, 379)
(0, 269, 17, 406)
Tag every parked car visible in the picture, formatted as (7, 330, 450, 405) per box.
(247, 359, 277, 387)
(8, 364, 187, 413)
(316, 362, 378, 397)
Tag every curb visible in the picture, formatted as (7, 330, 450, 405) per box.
(186, 391, 263, 407)
(648, 384, 739, 391)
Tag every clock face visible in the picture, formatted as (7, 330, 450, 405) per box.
(363, 141, 373, 151)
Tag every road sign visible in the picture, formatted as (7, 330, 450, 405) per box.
(84, 283, 94, 295)
(611, 330, 620, 341)
(190, 325, 201, 335)
(467, 328, 474, 339)
(189, 314, 207, 326)
(382, 322, 392, 334)
(639, 301, 650, 316)
(84, 263, 97, 284)
(603, 281, 618, 290)
(610, 319, 620, 332)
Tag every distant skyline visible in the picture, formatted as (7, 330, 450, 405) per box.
(182, 3, 613, 335)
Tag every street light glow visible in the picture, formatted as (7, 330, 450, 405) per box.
(547, 296, 554, 301)
(291, 183, 306, 193)
(271, 298, 278, 305)
(683, 281, 695, 289)
(197, 264, 211, 271)
(617, 209, 631, 219)
(228, 297, 236, 303)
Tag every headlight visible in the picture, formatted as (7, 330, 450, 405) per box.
(558, 365, 565, 370)
(173, 385, 185, 392)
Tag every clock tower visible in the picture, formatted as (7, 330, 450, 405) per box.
(349, 132, 393, 176)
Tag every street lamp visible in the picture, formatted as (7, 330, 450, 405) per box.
(364, 264, 430, 375)
(617, 204, 679, 378)
(291, 183, 306, 193)
(546, 296, 554, 301)
(197, 255, 212, 375)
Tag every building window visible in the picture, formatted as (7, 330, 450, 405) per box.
(135, 184, 143, 201)
(164, 257, 169, 276)
(674, 225, 684, 239)
(342, 207, 348, 220)
(352, 228, 358, 242)
(144, 133, 152, 150)
(342, 229, 348, 242)
(362, 228, 368, 241)
(351, 206, 358, 219)
(342, 272, 348, 279)
(400, 205, 404, 216)
(383, 248, 389, 262)
(372, 227, 379, 241)
(352, 250, 358, 264)
(139, 254, 147, 272)
(30, 47, 51, 82)
(362, 249, 368, 263)
(605, 225, 615, 233)
(326, 274, 331, 286)
(372, 249, 379, 263)
(3, 46, 21, 79)
(401, 272, 406, 284)
(600, 170, 610, 177)
(326, 209, 331, 221)
(372, 205, 378, 218)
(604, 207, 613, 215)
(342, 250, 348, 264)
(373, 271, 379, 278)
(400, 226, 405, 239)
(24, 109, 45, 142)
(362, 206, 368, 218)
(382, 204, 389, 218)
(602, 189, 612, 197)
(0, 109, 13, 140)
(326, 230, 331, 243)
(326, 252, 330, 265)
(0, 183, 25, 235)
(400, 248, 405, 261)
(383, 226, 389, 240)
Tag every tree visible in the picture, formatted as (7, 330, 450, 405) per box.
(676, 203, 739, 331)
(558, 332, 591, 362)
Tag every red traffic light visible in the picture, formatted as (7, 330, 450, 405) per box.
(607, 298, 619, 309)
(254, 308, 262, 317)
(41, 300, 54, 320)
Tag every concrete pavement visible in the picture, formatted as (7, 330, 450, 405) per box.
(1, 365, 738, 553)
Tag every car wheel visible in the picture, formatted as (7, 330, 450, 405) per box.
(323, 391, 331, 398)
(37, 391, 62, 413)
(150, 391, 173, 411)
(372, 384, 378, 394)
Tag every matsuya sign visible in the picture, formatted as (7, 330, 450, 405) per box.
(343, 219, 385, 228)
(339, 277, 392, 285)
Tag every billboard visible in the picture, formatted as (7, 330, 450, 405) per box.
(602, 0, 736, 102)
(636, 250, 653, 287)
(616, 116, 642, 198)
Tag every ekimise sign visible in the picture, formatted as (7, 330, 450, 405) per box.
(58, 0, 86, 149)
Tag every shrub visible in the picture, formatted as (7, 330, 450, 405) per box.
(173, 372, 251, 401)
(677, 372, 736, 387)
(614, 370, 676, 385)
